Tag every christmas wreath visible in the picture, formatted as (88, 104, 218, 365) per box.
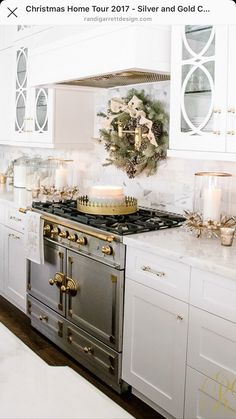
(98, 89, 169, 178)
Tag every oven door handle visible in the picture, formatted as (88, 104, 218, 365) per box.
(60, 277, 77, 296)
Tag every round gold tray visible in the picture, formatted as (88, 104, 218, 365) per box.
(77, 196, 137, 215)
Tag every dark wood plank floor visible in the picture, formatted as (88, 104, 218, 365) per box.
(0, 296, 164, 419)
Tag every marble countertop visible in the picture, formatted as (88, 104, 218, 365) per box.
(0, 185, 32, 209)
(123, 228, 236, 280)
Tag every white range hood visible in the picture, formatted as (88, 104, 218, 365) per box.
(29, 25, 171, 88)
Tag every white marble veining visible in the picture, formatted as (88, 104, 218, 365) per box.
(0, 323, 133, 419)
(124, 228, 236, 281)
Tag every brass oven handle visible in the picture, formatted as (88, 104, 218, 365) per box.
(141, 266, 166, 277)
(60, 277, 77, 296)
(49, 272, 64, 286)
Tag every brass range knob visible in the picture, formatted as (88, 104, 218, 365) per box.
(50, 227, 60, 237)
(43, 224, 52, 235)
(49, 272, 64, 287)
(102, 245, 113, 255)
(77, 236, 87, 246)
(59, 230, 69, 239)
(68, 234, 77, 242)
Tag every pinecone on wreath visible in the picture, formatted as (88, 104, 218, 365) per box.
(152, 121, 163, 139)
(126, 161, 136, 178)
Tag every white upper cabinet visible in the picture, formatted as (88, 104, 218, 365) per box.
(0, 47, 14, 144)
(169, 25, 236, 160)
(7, 32, 96, 148)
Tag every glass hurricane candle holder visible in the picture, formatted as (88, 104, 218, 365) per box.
(193, 172, 232, 222)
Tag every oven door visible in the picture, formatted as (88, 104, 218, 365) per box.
(28, 240, 66, 315)
(65, 250, 124, 352)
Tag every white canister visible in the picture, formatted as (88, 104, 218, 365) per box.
(13, 157, 28, 188)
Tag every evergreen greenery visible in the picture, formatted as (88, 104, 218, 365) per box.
(98, 89, 169, 178)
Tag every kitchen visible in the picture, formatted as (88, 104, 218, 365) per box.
(0, 23, 236, 419)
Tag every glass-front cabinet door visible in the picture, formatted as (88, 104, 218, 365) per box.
(170, 25, 228, 152)
(15, 47, 28, 135)
(14, 44, 50, 143)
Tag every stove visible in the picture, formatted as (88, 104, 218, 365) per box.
(27, 200, 185, 393)
(32, 200, 185, 236)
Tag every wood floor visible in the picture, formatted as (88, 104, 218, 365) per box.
(0, 296, 163, 419)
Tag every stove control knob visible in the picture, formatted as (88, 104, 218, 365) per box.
(59, 230, 69, 239)
(77, 236, 87, 246)
(43, 224, 52, 235)
(68, 234, 77, 242)
(102, 245, 113, 255)
(51, 227, 60, 237)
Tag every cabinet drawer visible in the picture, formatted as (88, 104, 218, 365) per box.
(190, 267, 236, 322)
(188, 306, 236, 385)
(27, 295, 64, 342)
(185, 366, 236, 419)
(126, 247, 190, 301)
(5, 207, 25, 233)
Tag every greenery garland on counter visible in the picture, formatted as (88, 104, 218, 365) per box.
(98, 89, 169, 178)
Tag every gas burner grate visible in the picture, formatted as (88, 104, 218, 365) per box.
(32, 201, 185, 235)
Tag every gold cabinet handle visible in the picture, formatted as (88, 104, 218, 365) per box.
(67, 335, 73, 344)
(141, 266, 166, 277)
(177, 315, 183, 321)
(212, 130, 221, 135)
(39, 315, 48, 322)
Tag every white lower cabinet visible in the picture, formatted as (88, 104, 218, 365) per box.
(122, 278, 188, 418)
(185, 367, 236, 419)
(188, 306, 236, 386)
(3, 226, 27, 312)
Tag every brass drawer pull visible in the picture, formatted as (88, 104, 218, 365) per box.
(83, 346, 93, 354)
(141, 266, 166, 277)
(39, 315, 48, 322)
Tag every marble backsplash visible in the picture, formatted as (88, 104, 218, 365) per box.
(1, 81, 236, 215)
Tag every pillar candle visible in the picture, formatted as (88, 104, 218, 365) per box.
(203, 188, 222, 221)
(55, 166, 67, 189)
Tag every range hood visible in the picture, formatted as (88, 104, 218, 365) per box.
(58, 70, 170, 89)
(29, 25, 171, 89)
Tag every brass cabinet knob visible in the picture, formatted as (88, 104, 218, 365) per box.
(49, 278, 55, 285)
(177, 315, 183, 321)
(102, 245, 113, 255)
(59, 230, 69, 238)
(68, 234, 77, 242)
(77, 236, 87, 246)
(43, 224, 52, 235)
